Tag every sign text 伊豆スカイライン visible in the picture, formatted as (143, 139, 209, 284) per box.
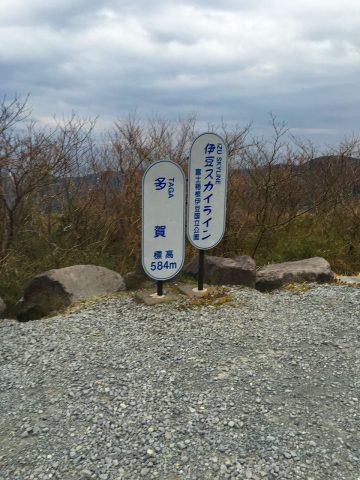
(187, 133, 228, 250)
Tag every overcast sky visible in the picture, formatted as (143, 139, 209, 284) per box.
(0, 0, 359, 147)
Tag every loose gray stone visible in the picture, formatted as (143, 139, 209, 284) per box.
(0, 283, 358, 480)
(81, 470, 92, 479)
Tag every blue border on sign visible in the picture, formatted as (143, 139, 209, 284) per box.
(187, 132, 228, 250)
(141, 160, 186, 281)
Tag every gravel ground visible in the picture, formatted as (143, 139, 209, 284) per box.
(0, 283, 359, 480)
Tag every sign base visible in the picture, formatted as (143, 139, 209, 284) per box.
(192, 287, 208, 293)
(135, 290, 179, 305)
(177, 283, 213, 298)
(150, 292, 165, 298)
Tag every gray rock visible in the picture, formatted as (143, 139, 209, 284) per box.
(16, 264, 126, 321)
(337, 275, 360, 285)
(184, 255, 256, 287)
(124, 259, 155, 291)
(0, 297, 6, 318)
(80, 470, 93, 479)
(256, 257, 333, 291)
(123, 271, 154, 291)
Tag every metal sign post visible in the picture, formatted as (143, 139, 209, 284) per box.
(157, 280, 163, 297)
(198, 249, 205, 291)
(187, 133, 228, 291)
(142, 160, 185, 296)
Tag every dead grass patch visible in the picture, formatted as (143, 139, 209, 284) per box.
(282, 282, 313, 293)
(176, 285, 236, 310)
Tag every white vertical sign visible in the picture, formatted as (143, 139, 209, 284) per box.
(187, 133, 228, 249)
(142, 160, 185, 280)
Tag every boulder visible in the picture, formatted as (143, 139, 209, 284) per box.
(124, 259, 155, 291)
(336, 275, 360, 285)
(0, 297, 6, 318)
(256, 257, 333, 291)
(124, 270, 155, 291)
(16, 265, 126, 321)
(184, 254, 256, 288)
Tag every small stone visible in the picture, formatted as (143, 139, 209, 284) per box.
(228, 421, 235, 428)
(220, 464, 228, 474)
(140, 468, 149, 476)
(81, 470, 92, 479)
(283, 451, 292, 459)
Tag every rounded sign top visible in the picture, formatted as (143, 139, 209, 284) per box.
(142, 160, 185, 281)
(187, 132, 228, 250)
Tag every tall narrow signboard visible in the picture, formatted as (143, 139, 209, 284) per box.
(142, 160, 185, 288)
(187, 133, 228, 290)
(187, 133, 228, 249)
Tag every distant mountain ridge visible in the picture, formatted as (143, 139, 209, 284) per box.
(305, 155, 360, 169)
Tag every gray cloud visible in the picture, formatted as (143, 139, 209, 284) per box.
(0, 0, 359, 146)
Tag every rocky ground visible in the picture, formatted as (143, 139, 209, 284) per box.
(0, 283, 359, 480)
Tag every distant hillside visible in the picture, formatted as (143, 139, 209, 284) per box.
(301, 155, 360, 197)
(304, 155, 360, 170)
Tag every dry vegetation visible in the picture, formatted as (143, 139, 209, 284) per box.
(1, 95, 360, 308)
